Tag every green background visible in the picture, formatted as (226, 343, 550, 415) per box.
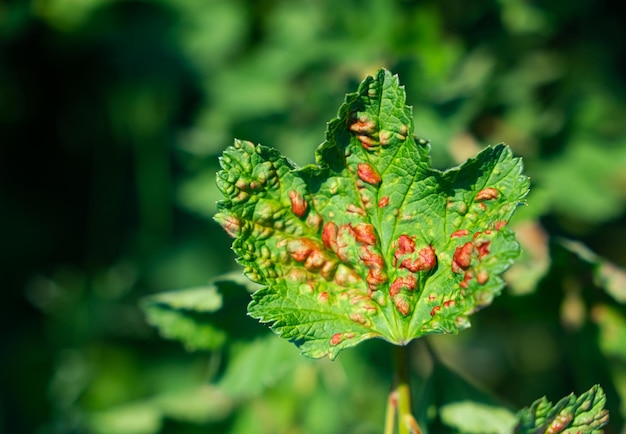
(1, 0, 625, 432)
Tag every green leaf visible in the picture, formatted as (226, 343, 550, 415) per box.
(514, 385, 609, 433)
(218, 333, 302, 400)
(438, 365, 516, 433)
(89, 402, 162, 434)
(416, 362, 517, 434)
(141, 272, 261, 351)
(142, 286, 227, 351)
(215, 68, 529, 359)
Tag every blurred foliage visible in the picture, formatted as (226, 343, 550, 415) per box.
(1, 0, 625, 433)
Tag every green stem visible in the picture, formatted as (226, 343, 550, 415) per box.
(384, 387, 396, 434)
(393, 344, 422, 434)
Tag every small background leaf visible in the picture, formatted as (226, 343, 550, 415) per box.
(514, 385, 609, 433)
(416, 361, 516, 434)
(141, 272, 261, 351)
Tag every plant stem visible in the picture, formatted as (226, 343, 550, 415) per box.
(384, 387, 396, 434)
(393, 344, 421, 434)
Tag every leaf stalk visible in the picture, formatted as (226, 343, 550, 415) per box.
(392, 344, 421, 434)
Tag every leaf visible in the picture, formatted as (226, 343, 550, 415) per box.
(218, 333, 302, 400)
(215, 68, 529, 359)
(514, 385, 609, 433)
(89, 402, 162, 434)
(416, 362, 517, 434)
(558, 238, 626, 304)
(142, 286, 227, 351)
(141, 272, 261, 351)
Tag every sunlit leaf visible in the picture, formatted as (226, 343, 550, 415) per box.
(216, 69, 529, 359)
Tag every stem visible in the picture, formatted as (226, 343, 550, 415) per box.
(384, 387, 396, 434)
(392, 344, 422, 434)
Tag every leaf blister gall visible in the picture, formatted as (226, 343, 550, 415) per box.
(476, 187, 499, 201)
(389, 275, 417, 297)
(393, 295, 411, 316)
(452, 242, 474, 273)
(217, 69, 529, 359)
(289, 190, 309, 217)
(357, 163, 382, 185)
(450, 229, 470, 238)
(399, 245, 437, 273)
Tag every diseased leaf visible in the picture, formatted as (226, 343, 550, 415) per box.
(514, 385, 609, 433)
(215, 69, 529, 359)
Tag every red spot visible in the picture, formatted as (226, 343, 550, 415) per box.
(428, 294, 437, 301)
(476, 187, 499, 201)
(322, 222, 338, 251)
(304, 249, 326, 271)
(460, 270, 474, 289)
(319, 292, 329, 303)
(389, 275, 417, 296)
(443, 299, 455, 308)
(418, 245, 437, 271)
(356, 135, 378, 150)
(400, 245, 437, 272)
(475, 240, 491, 259)
(287, 238, 316, 262)
(330, 333, 343, 346)
(450, 229, 470, 238)
(452, 242, 474, 273)
(353, 223, 377, 245)
(378, 196, 390, 208)
(494, 220, 507, 230)
(220, 215, 241, 238)
(289, 190, 308, 217)
(430, 306, 441, 316)
(394, 234, 416, 266)
(393, 296, 410, 316)
(367, 267, 387, 287)
(362, 304, 377, 312)
(349, 313, 369, 327)
(476, 269, 489, 285)
(360, 245, 383, 267)
(357, 163, 381, 185)
(360, 246, 387, 288)
(327, 224, 358, 262)
(349, 294, 369, 305)
(397, 235, 415, 253)
(349, 119, 376, 134)
(346, 203, 366, 216)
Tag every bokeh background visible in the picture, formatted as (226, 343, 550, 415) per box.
(2, 0, 626, 433)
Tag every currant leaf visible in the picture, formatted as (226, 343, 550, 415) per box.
(215, 69, 529, 359)
(514, 385, 609, 433)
